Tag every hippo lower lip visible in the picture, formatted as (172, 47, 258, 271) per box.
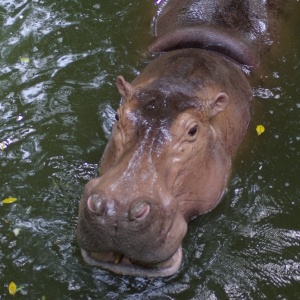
(80, 246, 182, 277)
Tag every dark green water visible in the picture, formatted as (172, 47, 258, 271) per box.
(0, 1, 299, 299)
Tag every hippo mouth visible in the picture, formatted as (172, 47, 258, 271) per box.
(80, 246, 182, 277)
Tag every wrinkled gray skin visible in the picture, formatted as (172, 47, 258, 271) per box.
(77, 0, 280, 277)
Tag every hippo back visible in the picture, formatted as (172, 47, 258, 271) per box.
(151, 0, 283, 66)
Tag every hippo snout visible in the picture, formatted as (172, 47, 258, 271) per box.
(129, 200, 151, 220)
(87, 194, 107, 216)
(87, 193, 151, 221)
(77, 177, 187, 277)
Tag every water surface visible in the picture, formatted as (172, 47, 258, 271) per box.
(0, 0, 299, 299)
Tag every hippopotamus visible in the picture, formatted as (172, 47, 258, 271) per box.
(77, 0, 281, 277)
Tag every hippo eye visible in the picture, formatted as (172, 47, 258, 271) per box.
(188, 125, 197, 136)
(115, 113, 119, 121)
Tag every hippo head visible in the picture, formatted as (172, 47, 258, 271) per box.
(77, 49, 251, 277)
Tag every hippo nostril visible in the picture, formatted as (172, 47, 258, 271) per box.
(130, 201, 150, 221)
(87, 194, 106, 215)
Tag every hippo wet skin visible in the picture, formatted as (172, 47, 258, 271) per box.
(77, 0, 281, 277)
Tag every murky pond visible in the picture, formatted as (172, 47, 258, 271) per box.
(0, 0, 299, 299)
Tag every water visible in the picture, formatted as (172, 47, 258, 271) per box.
(0, 0, 299, 299)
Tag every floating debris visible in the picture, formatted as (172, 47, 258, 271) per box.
(13, 228, 21, 236)
(256, 125, 265, 136)
(20, 57, 30, 63)
(1, 197, 17, 204)
(8, 282, 17, 296)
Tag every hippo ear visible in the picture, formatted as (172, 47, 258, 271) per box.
(116, 75, 133, 98)
(209, 92, 229, 117)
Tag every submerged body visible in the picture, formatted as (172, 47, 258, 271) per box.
(77, 0, 280, 277)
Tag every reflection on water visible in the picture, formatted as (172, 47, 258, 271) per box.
(0, 0, 300, 299)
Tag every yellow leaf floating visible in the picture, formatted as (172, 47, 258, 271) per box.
(20, 57, 30, 63)
(1, 197, 17, 204)
(9, 281, 17, 296)
(256, 125, 265, 136)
